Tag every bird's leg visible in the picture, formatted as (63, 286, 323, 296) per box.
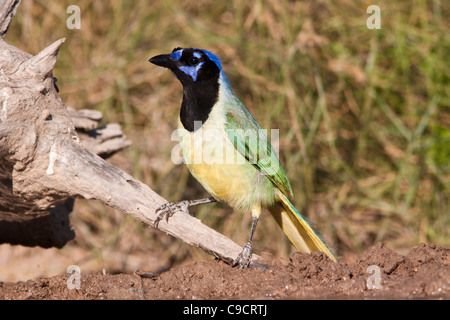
(154, 197, 216, 228)
(232, 216, 259, 269)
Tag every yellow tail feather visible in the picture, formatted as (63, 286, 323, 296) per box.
(269, 192, 337, 262)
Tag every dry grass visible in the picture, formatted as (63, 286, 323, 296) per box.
(3, 0, 448, 276)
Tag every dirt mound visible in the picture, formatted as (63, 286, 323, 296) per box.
(1, 243, 448, 300)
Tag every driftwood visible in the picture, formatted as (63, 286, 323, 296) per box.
(0, 0, 263, 265)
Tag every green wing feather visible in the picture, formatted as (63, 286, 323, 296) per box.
(223, 94, 337, 262)
(224, 100, 293, 198)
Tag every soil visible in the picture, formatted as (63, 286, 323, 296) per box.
(0, 242, 448, 300)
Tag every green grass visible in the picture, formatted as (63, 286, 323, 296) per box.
(6, 0, 449, 265)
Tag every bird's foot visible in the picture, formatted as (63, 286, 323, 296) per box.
(232, 242, 253, 269)
(154, 197, 217, 229)
(154, 200, 190, 228)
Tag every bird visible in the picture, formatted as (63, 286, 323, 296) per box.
(149, 47, 337, 268)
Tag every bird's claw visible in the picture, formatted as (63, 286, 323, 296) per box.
(154, 201, 190, 228)
(232, 242, 253, 269)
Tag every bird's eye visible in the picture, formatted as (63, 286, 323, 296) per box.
(189, 57, 199, 65)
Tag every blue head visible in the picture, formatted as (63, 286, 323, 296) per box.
(149, 47, 223, 85)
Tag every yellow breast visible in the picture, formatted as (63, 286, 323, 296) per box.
(177, 111, 256, 208)
(175, 100, 274, 212)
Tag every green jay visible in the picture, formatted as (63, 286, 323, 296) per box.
(149, 47, 337, 268)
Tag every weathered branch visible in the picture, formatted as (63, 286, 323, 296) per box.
(0, 3, 263, 265)
(0, 0, 20, 37)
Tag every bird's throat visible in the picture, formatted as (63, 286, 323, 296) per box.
(180, 79, 219, 132)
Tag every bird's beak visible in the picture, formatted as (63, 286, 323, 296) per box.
(148, 54, 177, 69)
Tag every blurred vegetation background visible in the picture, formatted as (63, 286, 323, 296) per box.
(2, 0, 448, 278)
